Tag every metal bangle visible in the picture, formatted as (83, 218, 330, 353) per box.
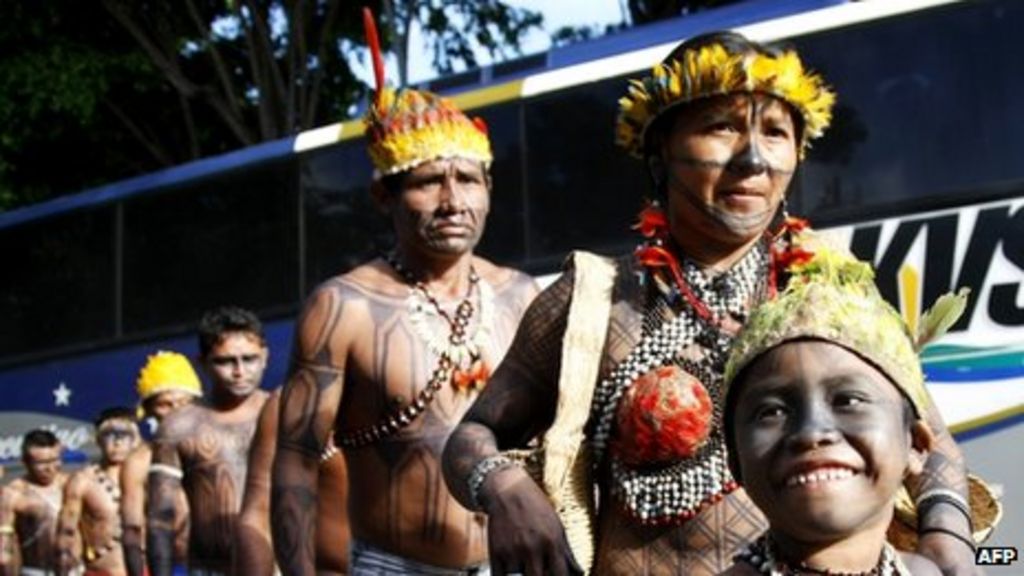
(916, 490, 972, 530)
(915, 488, 969, 511)
(919, 526, 976, 552)
(467, 454, 521, 511)
(0, 525, 14, 535)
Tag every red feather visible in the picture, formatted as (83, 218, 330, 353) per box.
(632, 203, 669, 238)
(362, 7, 386, 99)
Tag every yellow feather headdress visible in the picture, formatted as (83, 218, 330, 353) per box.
(364, 87, 493, 177)
(615, 42, 836, 159)
(361, 8, 491, 177)
(136, 350, 203, 401)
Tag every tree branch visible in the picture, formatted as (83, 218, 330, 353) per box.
(102, 98, 174, 167)
(102, 0, 196, 97)
(303, 0, 340, 128)
(105, 0, 254, 146)
(243, 0, 288, 137)
(183, 0, 244, 122)
(235, 3, 275, 140)
(178, 92, 200, 159)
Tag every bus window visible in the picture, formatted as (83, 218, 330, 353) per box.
(301, 141, 385, 287)
(474, 102, 527, 267)
(524, 77, 646, 271)
(121, 160, 299, 335)
(0, 208, 115, 359)
(794, 0, 1024, 223)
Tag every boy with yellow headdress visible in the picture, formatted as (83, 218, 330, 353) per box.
(719, 234, 999, 575)
(120, 351, 201, 576)
(443, 31, 983, 575)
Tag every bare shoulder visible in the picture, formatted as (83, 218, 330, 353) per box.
(0, 479, 26, 507)
(123, 444, 153, 472)
(331, 259, 407, 300)
(474, 257, 537, 294)
(5, 477, 29, 494)
(158, 403, 206, 441)
(252, 389, 282, 441)
(473, 258, 539, 323)
(898, 551, 943, 575)
(262, 388, 282, 413)
(65, 467, 95, 493)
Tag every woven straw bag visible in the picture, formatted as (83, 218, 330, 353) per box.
(504, 251, 616, 575)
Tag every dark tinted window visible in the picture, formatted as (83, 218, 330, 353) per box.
(0, 209, 115, 357)
(793, 0, 1024, 223)
(122, 161, 299, 334)
(524, 78, 646, 272)
(475, 103, 527, 266)
(301, 141, 386, 287)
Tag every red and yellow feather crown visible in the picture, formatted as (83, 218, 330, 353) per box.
(362, 9, 492, 177)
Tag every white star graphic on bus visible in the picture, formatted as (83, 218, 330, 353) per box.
(53, 382, 72, 406)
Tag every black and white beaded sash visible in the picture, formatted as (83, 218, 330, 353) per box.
(589, 242, 770, 524)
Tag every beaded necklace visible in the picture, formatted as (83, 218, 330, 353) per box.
(590, 228, 772, 525)
(387, 252, 492, 390)
(336, 254, 487, 449)
(736, 534, 910, 576)
(94, 465, 121, 504)
(86, 465, 122, 562)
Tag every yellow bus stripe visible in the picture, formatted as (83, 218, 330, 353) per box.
(950, 403, 1024, 435)
(450, 80, 524, 111)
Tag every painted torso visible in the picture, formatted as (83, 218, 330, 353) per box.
(333, 259, 535, 568)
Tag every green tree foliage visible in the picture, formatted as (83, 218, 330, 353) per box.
(0, 2, 171, 210)
(0, 0, 542, 211)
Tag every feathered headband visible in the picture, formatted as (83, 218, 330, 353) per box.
(136, 351, 203, 401)
(723, 231, 968, 418)
(361, 8, 492, 177)
(615, 42, 836, 159)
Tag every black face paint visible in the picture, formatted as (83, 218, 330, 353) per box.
(725, 97, 769, 177)
(98, 427, 136, 442)
(97, 424, 136, 440)
(667, 167, 779, 235)
(671, 152, 794, 177)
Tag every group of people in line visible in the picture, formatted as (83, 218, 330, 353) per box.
(0, 26, 999, 576)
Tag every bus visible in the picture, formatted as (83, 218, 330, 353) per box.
(2, 0, 1021, 547)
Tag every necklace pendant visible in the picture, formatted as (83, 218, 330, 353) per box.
(452, 357, 489, 392)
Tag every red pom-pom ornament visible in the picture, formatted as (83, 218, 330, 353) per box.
(612, 365, 713, 466)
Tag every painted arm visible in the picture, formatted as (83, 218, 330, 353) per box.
(0, 486, 21, 575)
(908, 395, 977, 576)
(120, 447, 149, 576)
(146, 426, 183, 576)
(234, 390, 281, 576)
(443, 271, 579, 576)
(271, 285, 347, 576)
(55, 473, 87, 576)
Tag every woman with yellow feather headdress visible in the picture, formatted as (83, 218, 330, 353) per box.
(443, 30, 984, 576)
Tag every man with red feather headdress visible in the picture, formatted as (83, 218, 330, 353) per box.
(270, 9, 537, 576)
